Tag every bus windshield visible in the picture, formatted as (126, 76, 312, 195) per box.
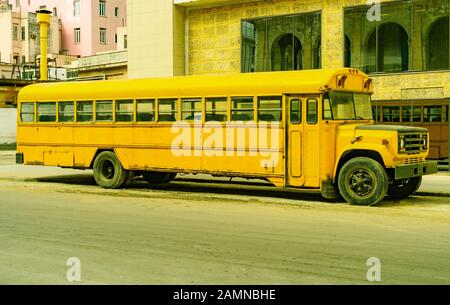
(323, 91, 373, 120)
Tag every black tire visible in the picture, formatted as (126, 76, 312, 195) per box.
(93, 151, 129, 189)
(387, 177, 422, 200)
(338, 157, 388, 206)
(142, 172, 177, 185)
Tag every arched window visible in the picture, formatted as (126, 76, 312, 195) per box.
(344, 35, 351, 67)
(427, 17, 449, 70)
(271, 33, 302, 71)
(364, 23, 409, 73)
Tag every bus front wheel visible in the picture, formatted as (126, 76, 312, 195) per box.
(338, 157, 388, 206)
(93, 151, 129, 189)
(387, 177, 422, 200)
(142, 172, 177, 185)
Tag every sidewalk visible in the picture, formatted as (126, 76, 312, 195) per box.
(417, 174, 450, 197)
(0, 150, 449, 197)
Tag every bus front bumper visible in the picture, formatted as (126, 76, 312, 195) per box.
(394, 161, 438, 180)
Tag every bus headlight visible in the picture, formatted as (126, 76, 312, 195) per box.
(422, 135, 428, 149)
(399, 137, 406, 152)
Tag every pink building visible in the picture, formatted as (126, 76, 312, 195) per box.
(8, 0, 126, 57)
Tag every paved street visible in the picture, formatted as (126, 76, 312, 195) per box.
(0, 151, 450, 284)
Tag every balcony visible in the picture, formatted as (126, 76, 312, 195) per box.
(78, 50, 127, 71)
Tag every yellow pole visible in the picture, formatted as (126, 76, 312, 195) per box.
(36, 9, 51, 81)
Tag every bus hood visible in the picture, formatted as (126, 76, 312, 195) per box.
(356, 124, 428, 133)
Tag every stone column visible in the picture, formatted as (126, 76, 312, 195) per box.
(321, 0, 344, 68)
(127, 0, 185, 78)
(411, 11, 423, 71)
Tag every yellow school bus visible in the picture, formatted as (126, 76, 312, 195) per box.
(16, 68, 438, 205)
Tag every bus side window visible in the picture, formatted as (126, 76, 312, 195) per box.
(181, 98, 202, 121)
(231, 97, 254, 121)
(424, 106, 442, 123)
(372, 106, 381, 122)
(258, 96, 282, 122)
(158, 99, 178, 122)
(96, 100, 113, 122)
(77, 101, 93, 123)
(290, 99, 302, 124)
(116, 99, 134, 122)
(37, 102, 56, 123)
(58, 101, 74, 123)
(205, 98, 227, 122)
(136, 99, 155, 122)
(402, 106, 421, 123)
(307, 99, 318, 124)
(21, 102, 35, 123)
(382, 106, 400, 123)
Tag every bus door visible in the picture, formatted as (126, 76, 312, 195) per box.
(303, 96, 321, 187)
(286, 96, 304, 187)
(286, 95, 321, 188)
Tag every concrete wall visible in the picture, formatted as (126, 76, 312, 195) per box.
(0, 108, 16, 145)
(116, 26, 127, 51)
(0, 11, 13, 63)
(127, 0, 185, 78)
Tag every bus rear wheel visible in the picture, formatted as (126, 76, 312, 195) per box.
(93, 151, 129, 189)
(387, 177, 422, 200)
(338, 157, 388, 206)
(142, 172, 176, 185)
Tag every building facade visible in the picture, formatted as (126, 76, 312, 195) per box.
(0, 1, 60, 64)
(127, 0, 449, 158)
(7, 0, 127, 57)
(66, 49, 128, 80)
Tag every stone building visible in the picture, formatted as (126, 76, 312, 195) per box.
(126, 0, 449, 98)
(127, 0, 449, 158)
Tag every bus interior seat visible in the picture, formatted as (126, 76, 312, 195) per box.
(259, 114, 276, 121)
(206, 114, 227, 122)
(158, 114, 176, 122)
(232, 114, 251, 121)
(137, 113, 154, 122)
(116, 114, 133, 122)
(38, 115, 56, 122)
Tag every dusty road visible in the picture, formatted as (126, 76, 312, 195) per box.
(0, 152, 450, 284)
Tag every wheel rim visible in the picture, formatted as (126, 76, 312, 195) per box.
(101, 160, 115, 180)
(347, 168, 376, 198)
(395, 179, 410, 188)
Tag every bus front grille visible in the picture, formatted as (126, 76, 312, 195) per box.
(401, 132, 427, 155)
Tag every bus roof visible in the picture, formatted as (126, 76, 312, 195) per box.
(18, 68, 372, 101)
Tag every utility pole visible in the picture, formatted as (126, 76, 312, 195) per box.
(448, 100, 450, 173)
(36, 9, 51, 81)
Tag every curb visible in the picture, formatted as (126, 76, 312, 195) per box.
(0, 145, 16, 151)
(416, 192, 450, 198)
